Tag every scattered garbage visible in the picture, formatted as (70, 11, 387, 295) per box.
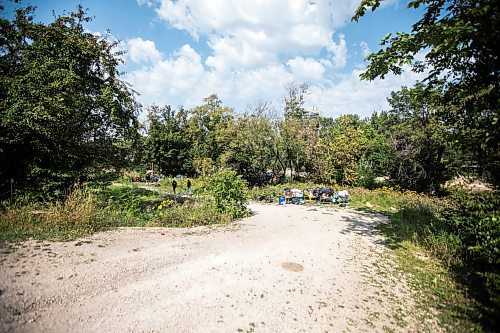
(275, 187, 351, 207)
(283, 188, 305, 204)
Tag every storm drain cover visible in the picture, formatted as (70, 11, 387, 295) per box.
(281, 262, 304, 272)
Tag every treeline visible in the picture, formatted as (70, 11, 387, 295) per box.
(136, 82, 496, 194)
(1, 1, 498, 199)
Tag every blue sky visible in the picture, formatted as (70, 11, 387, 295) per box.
(4, 0, 426, 118)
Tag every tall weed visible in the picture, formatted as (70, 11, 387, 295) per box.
(0, 188, 110, 241)
(152, 198, 231, 227)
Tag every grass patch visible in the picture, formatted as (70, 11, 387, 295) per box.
(0, 184, 238, 242)
(353, 187, 498, 332)
(0, 188, 114, 242)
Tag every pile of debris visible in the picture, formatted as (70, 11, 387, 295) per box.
(278, 187, 351, 206)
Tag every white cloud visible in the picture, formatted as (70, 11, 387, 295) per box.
(327, 34, 348, 68)
(307, 66, 427, 119)
(360, 41, 371, 58)
(151, 0, 358, 72)
(127, 0, 420, 119)
(127, 38, 162, 64)
(205, 34, 276, 73)
(287, 57, 325, 82)
(125, 44, 204, 105)
(136, 0, 155, 7)
(127, 44, 423, 119)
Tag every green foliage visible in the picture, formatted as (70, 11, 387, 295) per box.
(354, 187, 500, 330)
(248, 184, 286, 202)
(221, 103, 277, 185)
(442, 190, 500, 267)
(353, 0, 500, 187)
(0, 183, 241, 242)
(381, 84, 451, 192)
(0, 4, 139, 198)
(248, 181, 328, 202)
(144, 105, 192, 176)
(203, 170, 250, 218)
(277, 117, 310, 181)
(308, 115, 390, 186)
(0, 187, 114, 241)
(153, 199, 232, 227)
(187, 94, 234, 176)
(284, 82, 309, 119)
(440, 189, 500, 317)
(95, 185, 165, 225)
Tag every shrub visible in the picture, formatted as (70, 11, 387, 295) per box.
(96, 185, 164, 223)
(203, 170, 250, 218)
(439, 189, 500, 318)
(369, 187, 499, 329)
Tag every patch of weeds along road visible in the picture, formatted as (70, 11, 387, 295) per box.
(351, 188, 490, 332)
(0, 181, 242, 243)
(389, 241, 482, 332)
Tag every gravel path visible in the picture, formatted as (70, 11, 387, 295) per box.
(0, 203, 428, 332)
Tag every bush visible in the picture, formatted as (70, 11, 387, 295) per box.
(96, 185, 164, 224)
(203, 170, 250, 218)
(439, 189, 500, 318)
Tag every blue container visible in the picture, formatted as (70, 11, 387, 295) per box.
(279, 197, 285, 205)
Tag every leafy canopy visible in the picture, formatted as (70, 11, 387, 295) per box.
(353, 0, 499, 186)
(0, 4, 139, 198)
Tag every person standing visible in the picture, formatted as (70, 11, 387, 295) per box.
(186, 179, 192, 194)
(171, 179, 178, 194)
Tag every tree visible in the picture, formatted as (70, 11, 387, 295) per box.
(221, 102, 277, 185)
(321, 115, 370, 186)
(356, 123, 393, 189)
(353, 0, 500, 186)
(144, 105, 192, 176)
(0, 5, 139, 197)
(388, 87, 449, 192)
(187, 94, 233, 176)
(284, 82, 309, 119)
(372, 84, 451, 192)
(277, 83, 311, 181)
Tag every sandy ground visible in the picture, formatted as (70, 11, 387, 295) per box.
(0, 203, 432, 333)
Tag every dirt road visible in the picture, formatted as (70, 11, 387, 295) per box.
(0, 203, 430, 332)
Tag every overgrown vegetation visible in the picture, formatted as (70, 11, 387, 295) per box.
(0, 184, 236, 242)
(0, 2, 498, 331)
(0, 187, 111, 242)
(349, 187, 499, 331)
(202, 170, 250, 219)
(0, 4, 139, 199)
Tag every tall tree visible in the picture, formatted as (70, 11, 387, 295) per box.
(144, 105, 191, 176)
(187, 94, 233, 176)
(278, 83, 311, 181)
(353, 0, 500, 186)
(221, 103, 276, 185)
(384, 84, 451, 192)
(284, 82, 309, 120)
(320, 115, 370, 186)
(0, 4, 139, 197)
